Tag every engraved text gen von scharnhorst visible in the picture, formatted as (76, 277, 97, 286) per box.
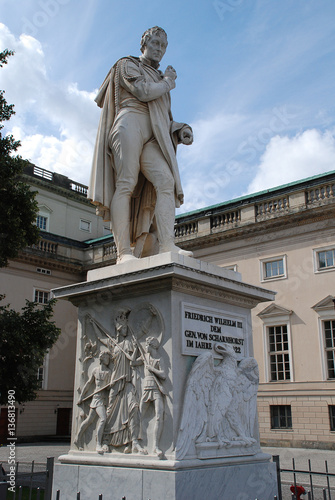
(184, 330, 244, 353)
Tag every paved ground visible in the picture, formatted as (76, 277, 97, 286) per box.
(0, 441, 70, 465)
(0, 443, 334, 498)
(265, 445, 335, 473)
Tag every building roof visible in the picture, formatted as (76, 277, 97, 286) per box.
(176, 169, 335, 221)
(23, 164, 89, 202)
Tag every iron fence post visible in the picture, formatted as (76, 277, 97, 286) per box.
(273, 455, 283, 500)
(29, 460, 35, 500)
(45, 457, 54, 500)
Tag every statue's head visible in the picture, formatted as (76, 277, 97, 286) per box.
(140, 26, 168, 65)
(239, 357, 259, 380)
(140, 26, 167, 53)
(145, 336, 159, 351)
(114, 307, 131, 337)
(99, 350, 111, 365)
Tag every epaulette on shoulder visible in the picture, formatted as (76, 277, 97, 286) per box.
(114, 56, 140, 67)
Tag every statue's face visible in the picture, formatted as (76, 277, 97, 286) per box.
(118, 324, 128, 337)
(143, 34, 167, 64)
(100, 353, 110, 365)
(145, 342, 153, 354)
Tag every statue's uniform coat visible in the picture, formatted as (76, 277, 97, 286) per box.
(88, 56, 186, 252)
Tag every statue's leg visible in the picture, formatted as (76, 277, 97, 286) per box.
(153, 395, 164, 458)
(110, 111, 151, 263)
(128, 388, 147, 455)
(141, 142, 193, 257)
(95, 405, 107, 453)
(74, 408, 96, 449)
(139, 396, 148, 419)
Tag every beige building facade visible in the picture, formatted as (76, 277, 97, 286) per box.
(1, 165, 335, 448)
(0, 165, 107, 441)
(174, 171, 335, 449)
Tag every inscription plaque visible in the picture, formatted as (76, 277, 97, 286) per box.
(181, 302, 247, 359)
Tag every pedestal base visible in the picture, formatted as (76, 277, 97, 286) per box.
(52, 453, 278, 500)
(52, 253, 278, 499)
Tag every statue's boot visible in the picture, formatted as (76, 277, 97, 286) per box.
(155, 193, 193, 258)
(110, 199, 138, 264)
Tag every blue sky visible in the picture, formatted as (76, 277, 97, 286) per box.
(1, 0, 335, 213)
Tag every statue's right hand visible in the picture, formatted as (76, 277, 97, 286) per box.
(164, 65, 177, 80)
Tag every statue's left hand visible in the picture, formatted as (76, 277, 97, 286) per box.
(178, 193, 184, 205)
(179, 126, 193, 145)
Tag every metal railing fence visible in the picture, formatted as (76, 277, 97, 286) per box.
(273, 454, 335, 500)
(0, 457, 53, 500)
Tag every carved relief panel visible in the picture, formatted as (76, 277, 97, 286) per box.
(73, 303, 168, 459)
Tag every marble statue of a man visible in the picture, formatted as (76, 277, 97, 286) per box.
(88, 26, 193, 263)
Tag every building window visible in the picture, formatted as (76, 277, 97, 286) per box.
(258, 305, 293, 383)
(37, 366, 44, 389)
(269, 325, 290, 381)
(36, 205, 52, 232)
(324, 320, 335, 379)
(34, 290, 50, 304)
(80, 219, 91, 232)
(316, 248, 335, 271)
(222, 264, 237, 272)
(270, 405, 292, 429)
(36, 215, 48, 230)
(312, 296, 335, 381)
(37, 267, 51, 275)
(265, 259, 284, 278)
(260, 255, 286, 281)
(36, 355, 49, 390)
(329, 406, 335, 431)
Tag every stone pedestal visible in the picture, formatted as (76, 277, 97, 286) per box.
(52, 253, 278, 500)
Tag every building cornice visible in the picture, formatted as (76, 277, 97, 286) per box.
(14, 247, 85, 275)
(178, 202, 335, 253)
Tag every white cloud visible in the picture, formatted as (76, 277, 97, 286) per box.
(0, 23, 99, 184)
(247, 129, 335, 194)
(178, 112, 247, 171)
(176, 113, 246, 212)
(177, 108, 294, 212)
(178, 120, 335, 213)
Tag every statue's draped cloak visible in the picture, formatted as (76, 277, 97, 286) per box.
(88, 56, 185, 250)
(104, 338, 135, 447)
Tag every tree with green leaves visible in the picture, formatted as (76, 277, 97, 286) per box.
(0, 299, 61, 405)
(0, 49, 40, 267)
(0, 50, 61, 405)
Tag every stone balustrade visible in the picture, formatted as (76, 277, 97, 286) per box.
(255, 197, 289, 219)
(171, 179, 335, 249)
(70, 181, 88, 196)
(210, 209, 241, 230)
(103, 241, 118, 259)
(305, 182, 335, 204)
(32, 238, 58, 254)
(174, 220, 198, 238)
